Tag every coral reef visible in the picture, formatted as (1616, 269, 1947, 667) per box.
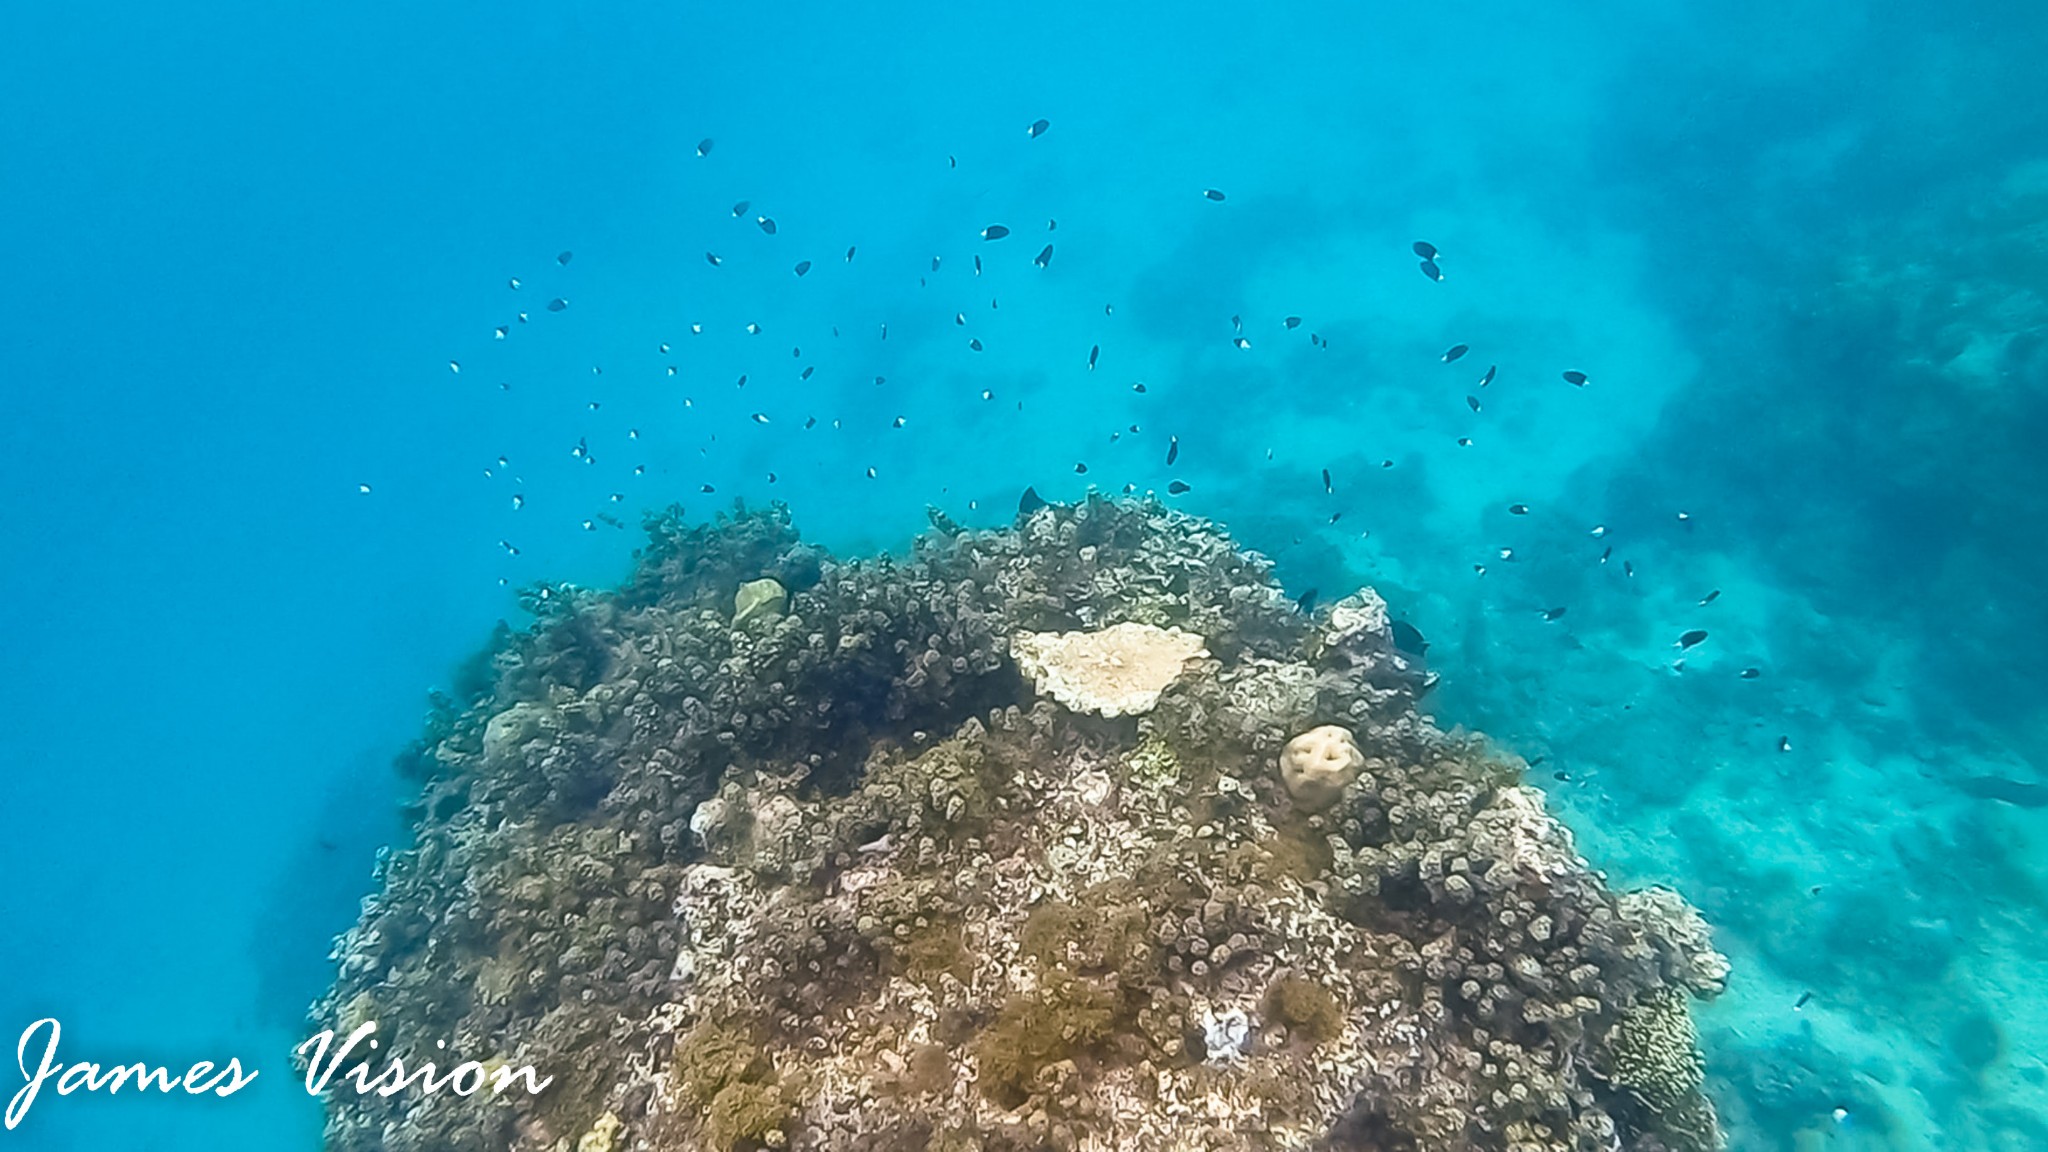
(313, 495, 1728, 1151)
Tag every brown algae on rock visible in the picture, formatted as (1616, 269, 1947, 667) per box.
(313, 496, 1729, 1152)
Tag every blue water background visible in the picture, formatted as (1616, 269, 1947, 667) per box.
(3, 1, 2046, 1148)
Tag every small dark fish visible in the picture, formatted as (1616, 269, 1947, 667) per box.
(556, 250, 573, 265)
(1419, 259, 1444, 282)
(1442, 343, 1469, 363)
(1699, 589, 1721, 605)
(750, 412, 769, 424)
(1027, 118, 1050, 138)
(1478, 365, 1497, 387)
(1088, 344, 1099, 370)
(974, 255, 983, 276)
(1165, 435, 1179, 466)
(1284, 316, 1301, 329)
(1542, 607, 1568, 621)
(1413, 240, 1438, 260)
(845, 245, 857, 262)
(1048, 219, 1057, 230)
(1391, 620, 1429, 657)
(705, 252, 722, 266)
(1466, 395, 1481, 413)
(1034, 244, 1053, 268)
(756, 215, 777, 235)
(1777, 735, 1793, 753)
(981, 224, 1010, 241)
(1073, 462, 1088, 474)
(695, 138, 713, 157)
(805, 416, 817, 429)
(1624, 560, 1635, 577)
(1296, 588, 1320, 614)
(1739, 667, 1761, 679)
(800, 366, 814, 380)
(968, 338, 984, 351)
(1456, 437, 1473, 447)
(1019, 486, 1049, 515)
(1508, 503, 1529, 515)
(546, 297, 568, 312)
(700, 484, 716, 493)
(1322, 468, 1332, 493)
(1956, 776, 2048, 808)
(1231, 315, 1242, 332)
(1132, 383, 1146, 393)
(736, 374, 748, 387)
(732, 200, 750, 217)
(1553, 769, 1572, 782)
(1203, 188, 1226, 201)
(794, 260, 811, 277)
(1677, 629, 1709, 650)
(1562, 370, 1590, 386)
(1794, 992, 1813, 1010)
(931, 256, 942, 271)
(1329, 512, 1342, 523)
(1167, 480, 1190, 495)
(948, 155, 956, 168)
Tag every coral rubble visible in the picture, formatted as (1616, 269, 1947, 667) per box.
(314, 496, 1728, 1151)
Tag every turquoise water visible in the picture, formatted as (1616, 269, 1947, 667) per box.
(3, 0, 2045, 1147)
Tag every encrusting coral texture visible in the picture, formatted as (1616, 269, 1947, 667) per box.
(313, 495, 1728, 1152)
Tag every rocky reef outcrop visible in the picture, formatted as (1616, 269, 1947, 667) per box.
(314, 495, 1728, 1152)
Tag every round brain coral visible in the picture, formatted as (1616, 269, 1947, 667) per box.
(1277, 725, 1365, 809)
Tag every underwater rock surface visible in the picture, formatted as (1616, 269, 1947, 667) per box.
(316, 496, 1729, 1152)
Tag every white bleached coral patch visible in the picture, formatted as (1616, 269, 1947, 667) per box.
(1011, 621, 1209, 717)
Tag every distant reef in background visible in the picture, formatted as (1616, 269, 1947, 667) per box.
(314, 497, 1728, 1152)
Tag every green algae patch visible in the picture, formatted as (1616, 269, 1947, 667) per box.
(1019, 879, 1157, 984)
(1222, 821, 1332, 887)
(707, 1079, 790, 1148)
(674, 1021, 770, 1107)
(673, 1020, 795, 1148)
(971, 970, 1121, 1108)
(895, 913, 972, 986)
(1265, 975, 1344, 1045)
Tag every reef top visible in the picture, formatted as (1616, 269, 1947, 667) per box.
(317, 496, 1726, 1152)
